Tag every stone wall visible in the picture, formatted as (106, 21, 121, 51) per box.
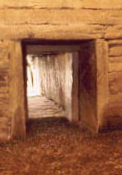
(0, 0, 122, 140)
(108, 40, 122, 96)
(0, 41, 10, 140)
(39, 53, 73, 121)
(101, 40, 122, 129)
(0, 0, 122, 40)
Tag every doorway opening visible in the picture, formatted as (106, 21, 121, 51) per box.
(26, 53, 73, 120)
(22, 40, 97, 132)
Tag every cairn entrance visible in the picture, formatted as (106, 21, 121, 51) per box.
(11, 39, 107, 138)
(21, 40, 97, 132)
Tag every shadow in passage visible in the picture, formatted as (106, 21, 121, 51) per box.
(26, 117, 72, 136)
(100, 124, 122, 133)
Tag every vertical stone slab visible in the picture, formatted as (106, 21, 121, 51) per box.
(96, 39, 109, 131)
(79, 41, 98, 133)
(0, 40, 10, 141)
(9, 40, 26, 138)
(64, 53, 73, 121)
(72, 52, 79, 122)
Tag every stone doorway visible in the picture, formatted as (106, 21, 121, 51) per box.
(11, 39, 106, 138)
(21, 40, 97, 132)
(23, 41, 81, 123)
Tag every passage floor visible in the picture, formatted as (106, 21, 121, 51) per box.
(0, 118, 121, 175)
(28, 96, 66, 119)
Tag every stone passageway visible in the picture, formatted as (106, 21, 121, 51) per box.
(26, 53, 73, 120)
(28, 96, 66, 119)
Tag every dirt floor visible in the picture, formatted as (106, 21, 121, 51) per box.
(0, 118, 122, 175)
(28, 96, 65, 118)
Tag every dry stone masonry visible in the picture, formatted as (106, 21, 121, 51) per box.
(0, 0, 122, 141)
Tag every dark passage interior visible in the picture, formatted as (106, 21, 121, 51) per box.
(22, 40, 97, 130)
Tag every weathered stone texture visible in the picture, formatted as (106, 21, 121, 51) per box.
(0, 41, 10, 141)
(0, 0, 122, 9)
(9, 41, 26, 139)
(0, 0, 122, 139)
(103, 40, 122, 129)
(109, 73, 121, 95)
(39, 53, 73, 121)
(79, 41, 98, 133)
(102, 96, 122, 129)
(108, 40, 122, 95)
(0, 1, 122, 39)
